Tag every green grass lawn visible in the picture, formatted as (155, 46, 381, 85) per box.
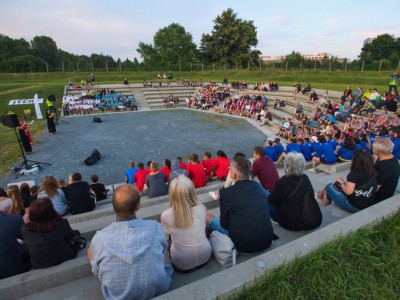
(237, 211, 400, 300)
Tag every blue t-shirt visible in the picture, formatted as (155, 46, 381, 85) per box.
(326, 115, 336, 124)
(286, 143, 301, 154)
(321, 143, 337, 163)
(327, 139, 339, 151)
(393, 138, 400, 159)
(125, 167, 139, 184)
(265, 146, 278, 162)
(300, 143, 312, 161)
(275, 143, 284, 157)
(338, 147, 354, 161)
(311, 142, 323, 158)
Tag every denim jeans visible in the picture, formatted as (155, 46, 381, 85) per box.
(325, 183, 360, 213)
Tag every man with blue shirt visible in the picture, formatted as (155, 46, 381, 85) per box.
(298, 138, 312, 161)
(273, 138, 284, 157)
(264, 139, 278, 162)
(308, 135, 337, 173)
(125, 160, 139, 184)
(275, 138, 302, 165)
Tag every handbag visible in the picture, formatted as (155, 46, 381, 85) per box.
(210, 231, 237, 269)
(333, 181, 344, 193)
(69, 230, 87, 250)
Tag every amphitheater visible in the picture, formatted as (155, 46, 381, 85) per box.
(0, 82, 399, 300)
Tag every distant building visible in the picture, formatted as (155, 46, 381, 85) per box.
(260, 55, 285, 63)
(261, 52, 345, 63)
(302, 53, 332, 61)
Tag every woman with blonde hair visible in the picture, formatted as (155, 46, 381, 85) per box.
(38, 176, 69, 215)
(7, 185, 25, 216)
(161, 175, 211, 271)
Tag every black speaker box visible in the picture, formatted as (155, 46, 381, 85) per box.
(84, 149, 101, 166)
(1, 114, 19, 128)
(93, 117, 102, 123)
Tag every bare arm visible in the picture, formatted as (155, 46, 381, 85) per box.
(87, 247, 93, 262)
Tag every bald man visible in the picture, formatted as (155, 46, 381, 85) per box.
(87, 184, 172, 300)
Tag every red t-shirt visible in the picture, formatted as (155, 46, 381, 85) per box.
(179, 161, 187, 170)
(160, 166, 172, 183)
(134, 169, 148, 192)
(214, 157, 230, 179)
(186, 163, 206, 188)
(202, 158, 215, 176)
(251, 156, 279, 190)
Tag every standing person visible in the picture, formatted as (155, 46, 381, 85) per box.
(388, 72, 399, 95)
(38, 176, 69, 216)
(318, 149, 377, 213)
(373, 137, 400, 202)
(45, 108, 56, 135)
(21, 198, 79, 269)
(46, 96, 58, 125)
(18, 118, 32, 144)
(66, 172, 96, 215)
(145, 162, 168, 198)
(87, 184, 172, 299)
(251, 146, 279, 194)
(17, 119, 32, 153)
(133, 162, 148, 193)
(0, 197, 31, 279)
(206, 156, 273, 253)
(161, 176, 211, 272)
(125, 160, 139, 184)
(186, 154, 207, 188)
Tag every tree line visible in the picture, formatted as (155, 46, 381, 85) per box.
(0, 8, 399, 73)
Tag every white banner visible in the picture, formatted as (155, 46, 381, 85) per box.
(34, 94, 43, 119)
(9, 98, 43, 105)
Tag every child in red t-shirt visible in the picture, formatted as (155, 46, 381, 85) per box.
(134, 162, 148, 193)
(201, 151, 216, 181)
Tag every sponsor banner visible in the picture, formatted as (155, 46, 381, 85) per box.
(9, 98, 44, 105)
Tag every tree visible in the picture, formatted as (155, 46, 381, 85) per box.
(30, 35, 58, 66)
(0, 35, 30, 62)
(360, 34, 400, 61)
(137, 23, 198, 66)
(200, 8, 259, 67)
(283, 51, 303, 66)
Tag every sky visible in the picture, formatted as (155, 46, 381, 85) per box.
(0, 0, 398, 62)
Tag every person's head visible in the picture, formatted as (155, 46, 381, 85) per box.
(351, 149, 377, 177)
(233, 152, 246, 159)
(253, 146, 265, 161)
(325, 133, 332, 141)
(204, 151, 212, 159)
(230, 156, 251, 181)
(25, 198, 61, 232)
(90, 174, 99, 183)
(0, 197, 13, 214)
(373, 137, 394, 156)
(58, 179, 66, 187)
(266, 140, 273, 146)
(343, 137, 355, 149)
(20, 182, 30, 195)
(168, 175, 198, 229)
(150, 161, 159, 172)
(284, 152, 306, 176)
(112, 184, 141, 220)
(164, 159, 171, 170)
(176, 157, 182, 162)
(30, 185, 39, 197)
(216, 150, 227, 158)
(317, 135, 326, 143)
(129, 161, 135, 168)
(71, 172, 82, 183)
(137, 162, 144, 170)
(189, 153, 199, 164)
(297, 138, 304, 144)
(7, 185, 24, 215)
(42, 176, 60, 197)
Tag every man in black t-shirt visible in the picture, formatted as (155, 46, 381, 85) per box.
(67, 172, 96, 215)
(373, 137, 400, 202)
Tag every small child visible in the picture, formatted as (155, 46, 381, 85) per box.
(90, 174, 107, 201)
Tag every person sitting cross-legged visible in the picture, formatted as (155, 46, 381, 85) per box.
(88, 184, 173, 300)
(206, 156, 273, 254)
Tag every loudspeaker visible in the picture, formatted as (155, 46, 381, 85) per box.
(93, 117, 102, 123)
(84, 149, 101, 166)
(1, 114, 19, 128)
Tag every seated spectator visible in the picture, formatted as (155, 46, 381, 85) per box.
(206, 156, 273, 253)
(177, 156, 186, 170)
(88, 184, 172, 299)
(168, 159, 189, 183)
(337, 136, 356, 162)
(302, 82, 311, 95)
(264, 139, 278, 162)
(90, 175, 107, 201)
(341, 85, 352, 102)
(294, 102, 303, 114)
(161, 176, 211, 272)
(21, 198, 79, 269)
(373, 137, 400, 202)
(0, 197, 31, 279)
(308, 135, 337, 173)
(30, 185, 40, 202)
(67, 172, 96, 215)
(392, 128, 400, 159)
(123, 78, 129, 85)
(335, 102, 352, 122)
(125, 160, 139, 184)
(318, 149, 377, 213)
(308, 90, 319, 103)
(160, 159, 172, 183)
(201, 152, 216, 181)
(145, 161, 168, 198)
(38, 176, 69, 216)
(212, 150, 230, 181)
(268, 152, 322, 230)
(358, 98, 376, 115)
(275, 137, 302, 166)
(294, 81, 301, 94)
(186, 154, 207, 188)
(20, 182, 33, 209)
(7, 185, 25, 216)
(133, 162, 148, 193)
(58, 179, 68, 200)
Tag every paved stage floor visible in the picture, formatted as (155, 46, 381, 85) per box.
(1, 109, 267, 187)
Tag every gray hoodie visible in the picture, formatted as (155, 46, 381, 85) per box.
(168, 159, 189, 183)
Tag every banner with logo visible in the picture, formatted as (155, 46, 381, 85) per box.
(9, 98, 43, 105)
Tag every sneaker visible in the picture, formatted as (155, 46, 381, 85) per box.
(209, 191, 219, 200)
(308, 168, 317, 173)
